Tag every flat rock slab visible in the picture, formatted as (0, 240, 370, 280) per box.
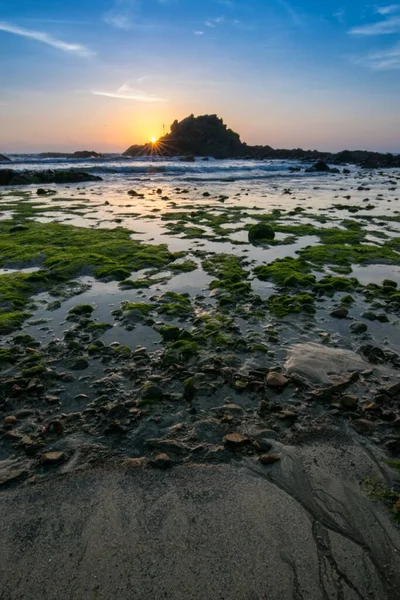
(285, 342, 370, 383)
(0, 454, 399, 600)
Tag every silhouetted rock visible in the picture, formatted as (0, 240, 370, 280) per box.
(305, 160, 331, 173)
(0, 153, 11, 162)
(124, 114, 245, 159)
(0, 169, 102, 186)
(122, 113, 400, 166)
(39, 150, 102, 159)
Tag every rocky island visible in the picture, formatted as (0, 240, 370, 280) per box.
(123, 113, 400, 168)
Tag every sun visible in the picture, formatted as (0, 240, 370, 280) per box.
(150, 137, 157, 144)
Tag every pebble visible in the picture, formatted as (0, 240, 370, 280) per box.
(223, 433, 251, 449)
(340, 395, 358, 410)
(4, 416, 17, 425)
(258, 453, 281, 465)
(266, 372, 289, 388)
(40, 451, 66, 465)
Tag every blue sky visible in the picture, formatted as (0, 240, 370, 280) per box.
(0, 0, 399, 152)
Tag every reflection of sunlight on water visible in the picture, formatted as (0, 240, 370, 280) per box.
(351, 264, 400, 285)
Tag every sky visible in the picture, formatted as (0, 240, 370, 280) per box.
(0, 0, 399, 153)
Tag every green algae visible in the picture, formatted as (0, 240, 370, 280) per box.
(267, 293, 315, 317)
(158, 292, 193, 317)
(120, 302, 153, 315)
(248, 223, 275, 244)
(169, 260, 197, 273)
(0, 220, 177, 278)
(254, 257, 315, 288)
(202, 254, 250, 294)
(0, 219, 180, 333)
(68, 304, 95, 317)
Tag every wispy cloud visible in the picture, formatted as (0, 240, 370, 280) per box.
(194, 30, 204, 35)
(92, 83, 167, 102)
(353, 43, 400, 69)
(205, 17, 224, 28)
(376, 4, 400, 15)
(277, 0, 303, 27)
(104, 0, 136, 30)
(0, 21, 94, 56)
(349, 5, 400, 35)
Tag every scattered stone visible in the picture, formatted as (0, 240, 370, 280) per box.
(266, 372, 288, 388)
(124, 457, 147, 468)
(40, 451, 66, 465)
(4, 416, 17, 425)
(340, 395, 359, 410)
(258, 453, 281, 465)
(223, 433, 251, 450)
(140, 383, 164, 403)
(350, 322, 368, 334)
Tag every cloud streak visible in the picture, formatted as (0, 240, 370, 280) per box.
(353, 43, 400, 70)
(349, 5, 400, 35)
(92, 84, 167, 102)
(104, 0, 136, 30)
(0, 21, 94, 56)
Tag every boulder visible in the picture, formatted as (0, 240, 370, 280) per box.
(0, 153, 11, 162)
(248, 223, 275, 244)
(305, 160, 331, 173)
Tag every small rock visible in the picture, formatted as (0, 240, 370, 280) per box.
(4, 415, 17, 425)
(330, 307, 349, 319)
(140, 382, 164, 402)
(149, 453, 172, 469)
(258, 453, 281, 465)
(266, 372, 289, 388)
(350, 322, 368, 334)
(223, 433, 251, 450)
(340, 395, 358, 410)
(40, 451, 65, 465)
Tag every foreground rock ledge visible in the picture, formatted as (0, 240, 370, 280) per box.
(1, 451, 399, 600)
(0, 168, 102, 186)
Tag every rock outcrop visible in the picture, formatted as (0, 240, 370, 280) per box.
(124, 114, 245, 159)
(122, 113, 400, 167)
(0, 153, 11, 162)
(0, 169, 102, 186)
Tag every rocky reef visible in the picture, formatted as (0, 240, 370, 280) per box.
(0, 154, 11, 162)
(0, 169, 102, 186)
(123, 114, 400, 167)
(39, 150, 103, 159)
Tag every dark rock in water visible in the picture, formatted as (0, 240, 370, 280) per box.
(305, 160, 331, 173)
(179, 154, 195, 162)
(248, 223, 275, 244)
(330, 307, 349, 319)
(0, 153, 11, 162)
(0, 169, 14, 185)
(39, 150, 102, 159)
(0, 169, 102, 186)
(350, 321, 368, 334)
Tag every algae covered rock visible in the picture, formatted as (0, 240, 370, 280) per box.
(248, 223, 275, 244)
